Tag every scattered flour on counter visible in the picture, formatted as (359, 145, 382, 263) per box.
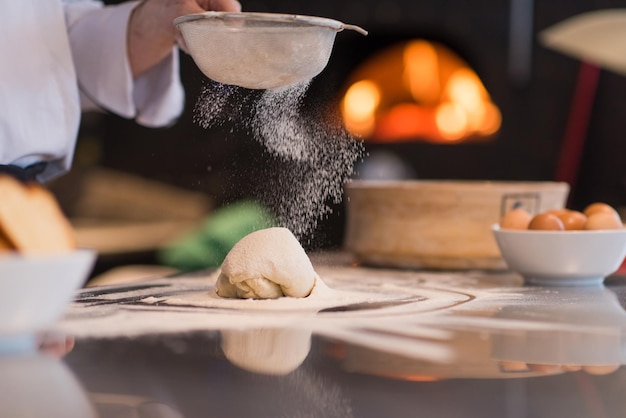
(164, 272, 408, 313)
(194, 81, 365, 240)
(56, 268, 487, 343)
(141, 296, 163, 304)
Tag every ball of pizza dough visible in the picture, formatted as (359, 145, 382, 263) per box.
(216, 227, 317, 299)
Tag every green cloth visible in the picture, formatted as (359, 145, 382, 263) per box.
(158, 200, 277, 272)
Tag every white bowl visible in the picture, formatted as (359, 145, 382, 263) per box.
(0, 354, 95, 418)
(0, 249, 96, 339)
(492, 225, 626, 286)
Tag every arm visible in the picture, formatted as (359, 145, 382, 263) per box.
(64, 0, 240, 126)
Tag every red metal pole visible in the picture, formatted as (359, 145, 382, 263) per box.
(554, 61, 601, 205)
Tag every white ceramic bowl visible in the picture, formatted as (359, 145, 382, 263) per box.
(0, 354, 95, 418)
(0, 249, 96, 339)
(492, 225, 626, 286)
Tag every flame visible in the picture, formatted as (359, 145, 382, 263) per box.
(404, 40, 440, 105)
(436, 102, 468, 141)
(342, 80, 381, 137)
(341, 40, 501, 143)
(375, 104, 439, 141)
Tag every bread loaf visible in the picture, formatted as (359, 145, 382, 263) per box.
(0, 175, 76, 252)
(0, 229, 13, 251)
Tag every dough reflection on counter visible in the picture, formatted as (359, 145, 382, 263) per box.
(220, 328, 312, 375)
(216, 227, 318, 299)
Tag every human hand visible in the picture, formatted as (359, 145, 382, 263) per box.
(172, 0, 244, 53)
(137, 0, 242, 40)
(187, 0, 243, 14)
(128, 0, 242, 76)
(37, 332, 75, 358)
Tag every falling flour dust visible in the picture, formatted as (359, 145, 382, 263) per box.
(194, 81, 365, 242)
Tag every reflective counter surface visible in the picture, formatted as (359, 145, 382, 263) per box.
(5, 258, 626, 418)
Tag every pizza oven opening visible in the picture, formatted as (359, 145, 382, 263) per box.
(340, 39, 501, 144)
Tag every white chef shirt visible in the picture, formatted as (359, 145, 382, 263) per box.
(0, 0, 184, 182)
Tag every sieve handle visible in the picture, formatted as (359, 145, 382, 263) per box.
(340, 24, 368, 36)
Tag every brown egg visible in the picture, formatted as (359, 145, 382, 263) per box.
(546, 208, 569, 217)
(528, 213, 565, 231)
(554, 210, 587, 230)
(561, 365, 583, 372)
(498, 361, 529, 372)
(584, 211, 623, 230)
(583, 202, 618, 218)
(582, 364, 621, 375)
(527, 363, 562, 374)
(499, 208, 532, 230)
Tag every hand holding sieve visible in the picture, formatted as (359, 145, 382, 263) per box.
(173, 12, 368, 90)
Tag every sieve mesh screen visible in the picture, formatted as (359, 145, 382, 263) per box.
(175, 12, 367, 90)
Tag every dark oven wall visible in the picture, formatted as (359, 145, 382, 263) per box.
(84, 0, 626, 247)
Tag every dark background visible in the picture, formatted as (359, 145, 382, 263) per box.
(76, 0, 626, 248)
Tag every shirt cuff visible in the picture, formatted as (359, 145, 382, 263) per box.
(67, 1, 184, 127)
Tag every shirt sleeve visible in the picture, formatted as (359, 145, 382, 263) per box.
(63, 0, 185, 127)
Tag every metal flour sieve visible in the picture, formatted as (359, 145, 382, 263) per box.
(173, 12, 368, 90)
